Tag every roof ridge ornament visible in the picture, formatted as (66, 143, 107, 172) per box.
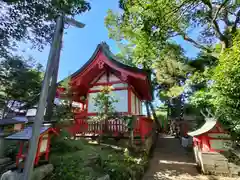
(98, 60, 105, 69)
(200, 108, 221, 121)
(100, 42, 109, 50)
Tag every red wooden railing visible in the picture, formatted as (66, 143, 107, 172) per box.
(68, 115, 153, 142)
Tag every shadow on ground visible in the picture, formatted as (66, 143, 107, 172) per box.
(143, 135, 201, 180)
(142, 135, 239, 180)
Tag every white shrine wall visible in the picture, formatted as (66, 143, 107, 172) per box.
(87, 73, 142, 115)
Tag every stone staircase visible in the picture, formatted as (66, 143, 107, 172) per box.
(142, 134, 200, 180)
(0, 158, 15, 175)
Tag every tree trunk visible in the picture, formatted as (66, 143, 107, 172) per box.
(129, 129, 134, 147)
(167, 99, 170, 120)
(104, 102, 109, 133)
(45, 79, 58, 121)
(148, 101, 161, 132)
(1, 101, 8, 119)
(221, 40, 227, 53)
(166, 99, 170, 132)
(129, 116, 136, 147)
(104, 118, 109, 133)
(145, 101, 151, 118)
(179, 95, 184, 121)
(98, 121, 104, 145)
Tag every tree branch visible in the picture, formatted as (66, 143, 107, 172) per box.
(232, 9, 240, 34)
(212, 0, 230, 23)
(202, 0, 212, 9)
(161, 0, 195, 19)
(212, 20, 226, 40)
(179, 33, 212, 53)
(202, 0, 229, 46)
(223, 9, 232, 26)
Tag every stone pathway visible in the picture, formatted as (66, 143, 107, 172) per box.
(143, 134, 239, 180)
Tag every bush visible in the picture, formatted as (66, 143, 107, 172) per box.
(101, 158, 146, 180)
(4, 140, 18, 160)
(50, 130, 86, 154)
(95, 148, 147, 180)
(49, 151, 103, 180)
(49, 131, 103, 179)
(48, 130, 149, 180)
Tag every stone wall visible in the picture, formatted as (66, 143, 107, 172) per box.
(201, 151, 240, 176)
(0, 164, 53, 180)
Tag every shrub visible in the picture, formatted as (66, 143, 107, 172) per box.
(48, 131, 148, 180)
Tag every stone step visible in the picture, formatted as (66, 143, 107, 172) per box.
(0, 161, 16, 176)
(0, 158, 11, 165)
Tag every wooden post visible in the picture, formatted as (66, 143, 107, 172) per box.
(0, 135, 5, 158)
(16, 141, 24, 167)
(128, 87, 132, 114)
(145, 101, 151, 118)
(45, 40, 61, 121)
(23, 16, 64, 180)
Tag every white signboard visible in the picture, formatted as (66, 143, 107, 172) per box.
(26, 108, 37, 117)
(40, 134, 49, 153)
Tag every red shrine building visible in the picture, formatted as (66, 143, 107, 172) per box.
(57, 43, 153, 141)
(188, 118, 233, 174)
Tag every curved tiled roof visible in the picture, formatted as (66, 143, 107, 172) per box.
(0, 117, 27, 126)
(5, 126, 50, 140)
(58, 42, 153, 100)
(188, 118, 217, 136)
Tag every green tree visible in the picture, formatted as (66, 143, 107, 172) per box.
(105, 0, 240, 134)
(91, 86, 118, 143)
(115, 44, 137, 67)
(105, 7, 194, 129)
(187, 52, 218, 108)
(154, 44, 193, 120)
(93, 86, 118, 121)
(0, 0, 91, 57)
(188, 33, 240, 137)
(54, 77, 76, 121)
(212, 33, 240, 135)
(0, 56, 43, 117)
(106, 0, 240, 96)
(116, 0, 240, 54)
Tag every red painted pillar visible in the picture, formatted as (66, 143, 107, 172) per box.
(16, 141, 24, 167)
(128, 87, 132, 114)
(139, 117, 145, 142)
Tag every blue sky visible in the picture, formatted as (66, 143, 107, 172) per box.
(18, 0, 200, 81)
